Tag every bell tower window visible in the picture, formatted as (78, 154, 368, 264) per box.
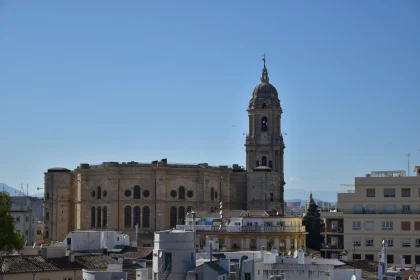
(262, 156, 267, 167)
(262, 117, 268, 132)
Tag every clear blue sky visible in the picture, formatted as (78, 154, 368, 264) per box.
(1, 0, 419, 196)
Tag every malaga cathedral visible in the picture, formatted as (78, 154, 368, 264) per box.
(43, 60, 286, 245)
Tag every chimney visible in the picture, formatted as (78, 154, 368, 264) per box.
(261, 246, 266, 261)
(69, 252, 75, 262)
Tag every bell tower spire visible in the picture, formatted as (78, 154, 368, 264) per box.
(261, 53, 269, 83)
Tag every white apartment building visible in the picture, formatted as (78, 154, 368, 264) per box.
(10, 196, 43, 246)
(321, 167, 420, 266)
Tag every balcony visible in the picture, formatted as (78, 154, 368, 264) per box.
(175, 225, 306, 233)
(321, 243, 343, 250)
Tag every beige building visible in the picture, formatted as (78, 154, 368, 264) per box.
(43, 62, 287, 245)
(321, 167, 420, 267)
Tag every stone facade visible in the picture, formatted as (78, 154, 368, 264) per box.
(43, 63, 286, 244)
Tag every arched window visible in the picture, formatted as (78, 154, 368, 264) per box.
(91, 207, 96, 227)
(178, 186, 185, 200)
(133, 206, 141, 228)
(97, 206, 102, 227)
(124, 206, 132, 228)
(133, 185, 141, 199)
(103, 206, 107, 228)
(187, 206, 193, 213)
(210, 187, 214, 201)
(269, 160, 272, 169)
(261, 117, 268, 131)
(170, 206, 177, 228)
(97, 186, 102, 199)
(178, 206, 185, 225)
(262, 156, 267, 166)
(262, 103, 266, 109)
(143, 206, 150, 228)
(256, 160, 260, 167)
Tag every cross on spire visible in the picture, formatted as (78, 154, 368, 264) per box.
(260, 53, 269, 83)
(262, 53, 266, 68)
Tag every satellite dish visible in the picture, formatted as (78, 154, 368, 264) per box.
(351, 275, 356, 280)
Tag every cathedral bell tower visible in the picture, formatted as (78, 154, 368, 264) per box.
(245, 56, 285, 213)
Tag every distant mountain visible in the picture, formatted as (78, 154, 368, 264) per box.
(284, 188, 338, 203)
(0, 183, 26, 196)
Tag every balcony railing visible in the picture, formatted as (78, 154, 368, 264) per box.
(175, 225, 306, 233)
(323, 227, 343, 233)
(321, 243, 343, 249)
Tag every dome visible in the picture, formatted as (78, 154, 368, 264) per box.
(306, 192, 316, 210)
(248, 65, 281, 110)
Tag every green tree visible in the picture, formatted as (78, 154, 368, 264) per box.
(0, 191, 24, 256)
(303, 193, 325, 251)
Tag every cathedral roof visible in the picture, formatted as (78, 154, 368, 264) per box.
(306, 192, 317, 210)
(248, 60, 281, 110)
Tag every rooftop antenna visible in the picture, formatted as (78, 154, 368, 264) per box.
(406, 153, 411, 176)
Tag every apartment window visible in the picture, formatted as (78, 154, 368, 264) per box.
(366, 188, 375, 197)
(366, 238, 374, 247)
(15, 216, 20, 222)
(25, 230, 28, 236)
(384, 239, 393, 247)
(404, 255, 412, 264)
(365, 254, 374, 261)
(402, 238, 411, 247)
(244, 273, 251, 280)
(402, 205, 411, 213)
(352, 221, 361, 230)
(25, 216, 29, 222)
(366, 205, 376, 214)
(401, 221, 411, 231)
(382, 221, 393, 230)
(415, 222, 420, 231)
(384, 188, 395, 197)
(387, 255, 394, 264)
(415, 238, 420, 247)
(402, 188, 410, 197)
(383, 205, 396, 214)
(353, 205, 362, 214)
(416, 255, 420, 265)
(352, 237, 361, 246)
(353, 254, 362, 260)
(365, 221, 374, 230)
(46, 212, 49, 221)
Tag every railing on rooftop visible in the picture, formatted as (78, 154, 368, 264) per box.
(175, 225, 306, 233)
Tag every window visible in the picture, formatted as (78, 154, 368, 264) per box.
(366, 238, 374, 247)
(178, 206, 185, 225)
(210, 187, 214, 201)
(256, 160, 260, 167)
(402, 238, 411, 247)
(15, 216, 20, 222)
(262, 103, 266, 108)
(91, 190, 96, 197)
(269, 160, 272, 168)
(387, 255, 394, 264)
(142, 207, 150, 228)
(415, 238, 420, 247)
(133, 185, 141, 199)
(402, 188, 410, 197)
(215, 191, 218, 199)
(187, 190, 193, 198)
(402, 205, 411, 213)
(178, 186, 185, 200)
(97, 186, 102, 199)
(143, 190, 150, 198)
(262, 156, 267, 166)
(25, 216, 29, 222)
(46, 192, 49, 200)
(366, 205, 376, 214)
(353, 237, 361, 246)
(384, 239, 393, 247)
(365, 221, 374, 230)
(416, 255, 420, 265)
(245, 273, 251, 280)
(133, 206, 141, 228)
(124, 206, 132, 228)
(382, 221, 393, 230)
(25, 230, 28, 236)
(261, 117, 268, 131)
(170, 206, 177, 228)
(352, 221, 361, 230)
(415, 221, 420, 231)
(365, 254, 374, 261)
(353, 254, 361, 260)
(384, 188, 395, 197)
(353, 205, 362, 214)
(125, 189, 132, 197)
(103, 206, 107, 228)
(366, 188, 375, 197)
(97, 206, 101, 227)
(383, 205, 396, 214)
(270, 193, 274, 202)
(404, 255, 411, 264)
(46, 212, 49, 221)
(401, 221, 410, 231)
(91, 207, 95, 227)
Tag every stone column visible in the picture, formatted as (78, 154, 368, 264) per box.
(286, 236, 291, 251)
